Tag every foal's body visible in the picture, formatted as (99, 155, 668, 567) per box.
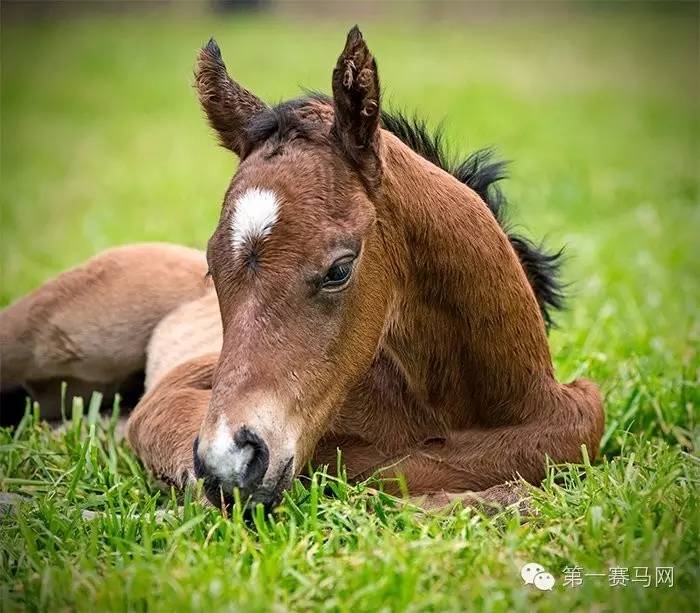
(129, 128, 603, 504)
(1, 29, 604, 510)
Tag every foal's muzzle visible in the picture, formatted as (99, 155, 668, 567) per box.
(193, 427, 292, 510)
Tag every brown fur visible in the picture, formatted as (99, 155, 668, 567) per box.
(1, 244, 208, 418)
(0, 29, 604, 512)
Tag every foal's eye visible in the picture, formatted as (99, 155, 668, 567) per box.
(321, 258, 354, 290)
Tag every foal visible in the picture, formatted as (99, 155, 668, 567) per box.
(1, 28, 604, 511)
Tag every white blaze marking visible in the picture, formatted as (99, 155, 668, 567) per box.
(209, 419, 232, 463)
(205, 419, 254, 482)
(199, 395, 299, 486)
(230, 187, 279, 251)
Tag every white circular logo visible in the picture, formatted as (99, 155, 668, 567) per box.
(534, 571, 555, 591)
(521, 562, 546, 585)
(520, 562, 556, 591)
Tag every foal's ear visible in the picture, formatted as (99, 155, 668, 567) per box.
(331, 26, 382, 186)
(195, 38, 268, 157)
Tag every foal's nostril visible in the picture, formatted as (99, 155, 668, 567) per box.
(193, 427, 270, 507)
(233, 426, 269, 489)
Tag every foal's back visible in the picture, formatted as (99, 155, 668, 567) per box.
(0, 243, 210, 419)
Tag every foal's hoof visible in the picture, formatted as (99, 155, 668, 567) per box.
(410, 483, 536, 517)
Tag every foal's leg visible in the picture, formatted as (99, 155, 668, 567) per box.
(125, 291, 222, 486)
(343, 381, 604, 513)
(126, 355, 216, 487)
(0, 243, 209, 419)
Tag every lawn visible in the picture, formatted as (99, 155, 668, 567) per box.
(1, 6, 698, 611)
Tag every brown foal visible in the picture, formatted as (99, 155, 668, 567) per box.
(0, 28, 604, 512)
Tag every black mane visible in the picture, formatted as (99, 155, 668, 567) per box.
(381, 110, 565, 327)
(245, 96, 565, 327)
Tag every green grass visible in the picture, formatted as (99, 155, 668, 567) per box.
(1, 7, 698, 611)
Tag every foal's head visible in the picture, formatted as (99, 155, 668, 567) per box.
(192, 28, 392, 508)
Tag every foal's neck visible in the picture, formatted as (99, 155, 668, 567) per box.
(378, 133, 556, 425)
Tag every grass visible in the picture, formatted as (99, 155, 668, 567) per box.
(1, 6, 698, 611)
